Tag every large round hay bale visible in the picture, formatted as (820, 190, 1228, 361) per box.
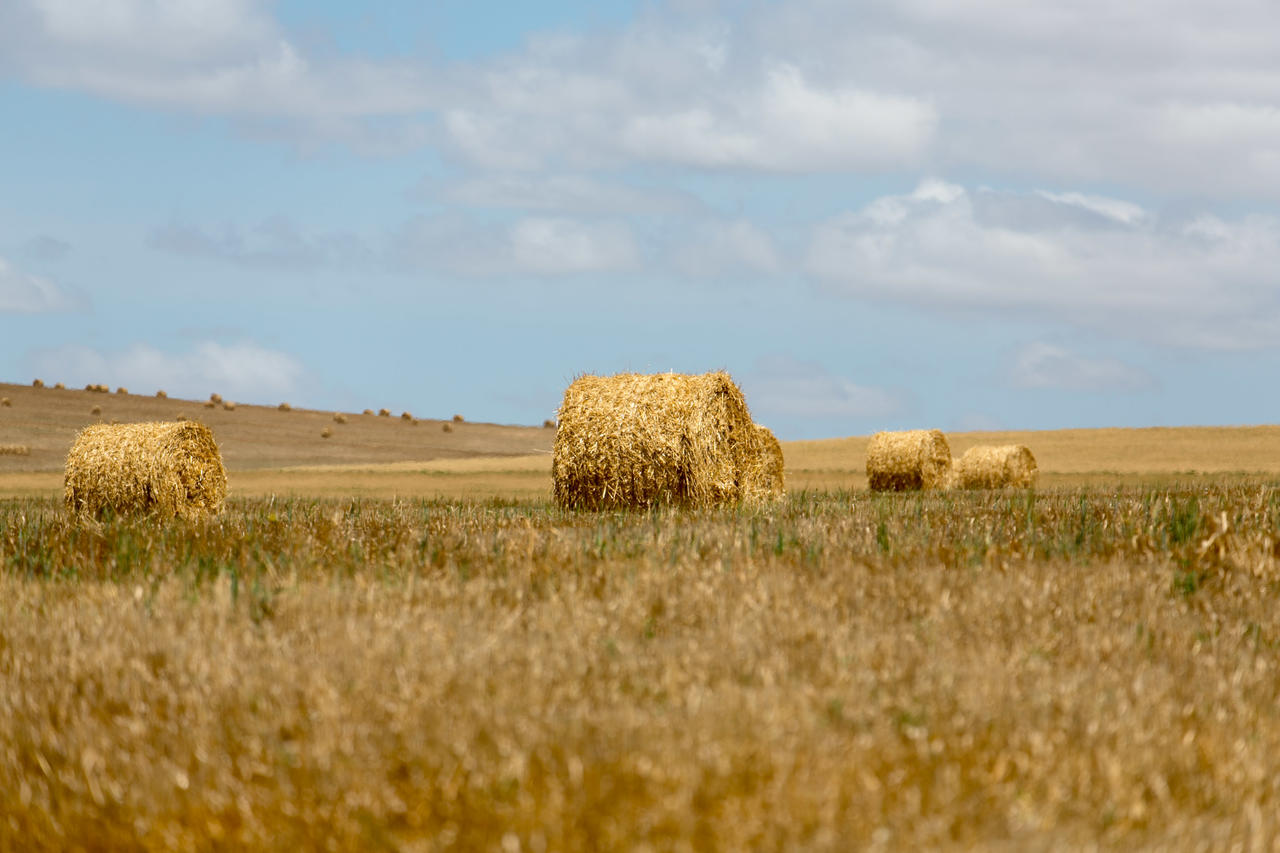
(64, 421, 227, 519)
(866, 429, 952, 492)
(553, 371, 759, 510)
(954, 444, 1038, 489)
(743, 424, 785, 501)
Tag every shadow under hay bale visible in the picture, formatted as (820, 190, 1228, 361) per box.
(866, 429, 952, 492)
(744, 424, 785, 501)
(64, 421, 227, 519)
(954, 444, 1038, 489)
(553, 371, 760, 510)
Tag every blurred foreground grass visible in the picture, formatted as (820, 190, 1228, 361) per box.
(3, 485, 1280, 850)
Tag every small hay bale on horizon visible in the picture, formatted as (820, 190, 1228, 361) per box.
(452, 413, 465, 423)
(64, 421, 227, 519)
(378, 408, 390, 417)
(743, 424, 785, 501)
(54, 382, 66, 390)
(553, 371, 760, 510)
(278, 402, 292, 412)
(401, 411, 413, 421)
(155, 390, 167, 398)
(866, 429, 952, 492)
(222, 401, 236, 411)
(209, 393, 222, 404)
(320, 427, 333, 439)
(203, 400, 216, 409)
(116, 387, 128, 395)
(362, 409, 373, 416)
(953, 444, 1038, 489)
(32, 379, 44, 388)
(0, 444, 30, 456)
(333, 413, 347, 424)
(543, 419, 556, 429)
(442, 422, 453, 433)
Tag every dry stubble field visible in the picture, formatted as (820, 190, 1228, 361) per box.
(4, 383, 1280, 849)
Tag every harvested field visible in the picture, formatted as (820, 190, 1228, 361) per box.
(3, 485, 1280, 849)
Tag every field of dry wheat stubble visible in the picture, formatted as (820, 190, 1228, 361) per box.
(3, 483, 1280, 850)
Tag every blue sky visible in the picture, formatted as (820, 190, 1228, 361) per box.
(3, 1, 1280, 439)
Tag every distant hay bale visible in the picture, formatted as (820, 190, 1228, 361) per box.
(90, 405, 102, 416)
(543, 419, 556, 429)
(442, 422, 453, 433)
(278, 402, 292, 412)
(378, 408, 390, 417)
(116, 387, 128, 395)
(203, 400, 216, 409)
(155, 390, 167, 399)
(32, 379, 44, 388)
(175, 413, 188, 422)
(222, 401, 236, 411)
(86, 384, 108, 393)
(333, 413, 347, 424)
(320, 427, 333, 439)
(552, 371, 760, 510)
(54, 382, 66, 390)
(954, 445, 1038, 489)
(64, 421, 227, 519)
(452, 414, 465, 423)
(401, 411, 413, 421)
(1, 397, 10, 407)
(743, 424, 785, 501)
(362, 409, 373, 416)
(0, 444, 30, 456)
(209, 393, 222, 404)
(866, 429, 952, 492)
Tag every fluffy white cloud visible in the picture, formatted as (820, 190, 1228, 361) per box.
(28, 340, 305, 401)
(742, 355, 902, 420)
(0, 255, 74, 312)
(807, 180, 1280, 349)
(1010, 343, 1155, 392)
(392, 215, 639, 277)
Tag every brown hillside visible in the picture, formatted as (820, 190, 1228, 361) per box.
(0, 382, 553, 473)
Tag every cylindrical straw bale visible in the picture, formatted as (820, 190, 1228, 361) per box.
(742, 424, 785, 501)
(953, 445, 1038, 489)
(64, 421, 227, 519)
(866, 429, 952, 491)
(32, 379, 44, 388)
(553, 371, 758, 510)
(155, 390, 167, 398)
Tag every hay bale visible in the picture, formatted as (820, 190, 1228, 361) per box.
(333, 413, 347, 424)
(64, 421, 227, 519)
(362, 409, 373, 416)
(452, 414, 465, 423)
(442, 422, 453, 433)
(32, 379, 44, 388)
(203, 400, 216, 409)
(1, 397, 10, 407)
(400, 411, 413, 421)
(175, 413, 188, 422)
(209, 393, 222, 404)
(552, 371, 760, 510)
(222, 401, 236, 411)
(54, 382, 66, 390)
(0, 444, 30, 456)
(155, 390, 167, 398)
(320, 427, 333, 439)
(866, 429, 952, 492)
(742, 424, 785, 501)
(90, 405, 102, 416)
(278, 402, 292, 412)
(378, 408, 390, 417)
(116, 387, 128, 395)
(543, 419, 556, 429)
(953, 445, 1038, 489)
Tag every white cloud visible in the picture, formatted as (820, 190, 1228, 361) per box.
(392, 215, 639, 277)
(148, 219, 373, 270)
(438, 174, 702, 215)
(742, 355, 902, 420)
(1010, 343, 1155, 392)
(807, 180, 1280, 349)
(620, 64, 936, 171)
(0, 255, 74, 312)
(28, 340, 306, 401)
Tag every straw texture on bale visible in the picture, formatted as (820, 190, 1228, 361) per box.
(0, 444, 30, 456)
(86, 384, 108, 393)
(552, 371, 760, 510)
(401, 412, 413, 421)
(954, 444, 1038, 489)
(742, 424, 785, 501)
(209, 393, 222, 404)
(866, 429, 953, 492)
(64, 421, 227, 519)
